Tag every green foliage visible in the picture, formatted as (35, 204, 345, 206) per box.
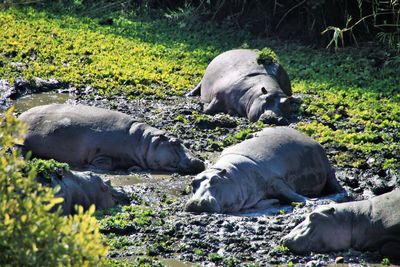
(96, 205, 156, 230)
(194, 248, 203, 255)
(381, 257, 391, 266)
(257, 47, 279, 65)
(207, 252, 223, 262)
(274, 245, 289, 253)
(0, 108, 107, 267)
(25, 158, 69, 180)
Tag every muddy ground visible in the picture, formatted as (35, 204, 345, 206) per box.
(6, 81, 400, 266)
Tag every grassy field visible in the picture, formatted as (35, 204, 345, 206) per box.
(1, 5, 399, 172)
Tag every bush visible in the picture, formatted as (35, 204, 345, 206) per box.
(0, 108, 108, 267)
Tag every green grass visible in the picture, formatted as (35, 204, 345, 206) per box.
(1, 4, 399, 171)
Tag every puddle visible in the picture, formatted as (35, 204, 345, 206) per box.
(239, 204, 293, 217)
(122, 255, 194, 267)
(160, 258, 194, 267)
(13, 91, 72, 113)
(105, 171, 187, 199)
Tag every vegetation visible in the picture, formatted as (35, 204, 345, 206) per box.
(0, 109, 107, 266)
(25, 158, 69, 180)
(257, 47, 279, 65)
(96, 205, 159, 231)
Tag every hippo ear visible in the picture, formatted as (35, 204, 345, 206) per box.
(171, 138, 180, 145)
(322, 207, 335, 215)
(261, 87, 268, 94)
(280, 97, 289, 104)
(100, 183, 110, 192)
(218, 169, 227, 176)
(156, 133, 169, 141)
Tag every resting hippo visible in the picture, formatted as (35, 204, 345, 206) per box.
(37, 170, 130, 215)
(185, 127, 344, 213)
(282, 190, 400, 259)
(187, 49, 292, 122)
(19, 104, 204, 174)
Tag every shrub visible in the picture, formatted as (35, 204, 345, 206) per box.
(0, 108, 108, 267)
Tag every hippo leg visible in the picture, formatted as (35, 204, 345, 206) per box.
(380, 241, 400, 260)
(204, 98, 222, 115)
(271, 179, 308, 203)
(186, 82, 201, 96)
(90, 155, 113, 170)
(324, 170, 345, 194)
(253, 198, 280, 209)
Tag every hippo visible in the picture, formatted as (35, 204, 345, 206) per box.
(185, 127, 344, 213)
(282, 190, 400, 259)
(19, 104, 204, 174)
(187, 49, 292, 123)
(37, 170, 130, 215)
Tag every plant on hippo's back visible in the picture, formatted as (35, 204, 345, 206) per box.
(25, 158, 70, 180)
(257, 47, 279, 65)
(0, 108, 107, 266)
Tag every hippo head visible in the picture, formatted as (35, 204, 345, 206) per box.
(249, 86, 290, 124)
(282, 206, 352, 254)
(104, 180, 131, 206)
(185, 168, 240, 213)
(147, 134, 205, 174)
(91, 177, 120, 210)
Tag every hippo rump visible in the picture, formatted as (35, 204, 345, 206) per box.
(19, 104, 204, 174)
(185, 127, 344, 213)
(37, 170, 130, 215)
(282, 190, 400, 259)
(187, 49, 292, 123)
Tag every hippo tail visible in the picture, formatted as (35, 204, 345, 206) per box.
(186, 82, 201, 97)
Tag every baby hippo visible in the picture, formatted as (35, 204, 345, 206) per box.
(19, 104, 204, 174)
(185, 127, 344, 213)
(37, 170, 130, 215)
(282, 190, 400, 259)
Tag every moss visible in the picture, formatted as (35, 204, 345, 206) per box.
(257, 47, 279, 65)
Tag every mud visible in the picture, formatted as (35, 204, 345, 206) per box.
(6, 85, 400, 266)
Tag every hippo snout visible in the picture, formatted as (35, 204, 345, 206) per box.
(179, 158, 205, 174)
(259, 110, 288, 125)
(281, 223, 311, 254)
(185, 197, 221, 213)
(111, 187, 130, 205)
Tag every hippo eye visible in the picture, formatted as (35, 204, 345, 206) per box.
(309, 213, 320, 221)
(191, 176, 206, 191)
(261, 87, 268, 94)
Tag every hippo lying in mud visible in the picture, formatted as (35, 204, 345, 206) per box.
(187, 49, 292, 123)
(19, 104, 204, 174)
(282, 190, 400, 259)
(185, 127, 344, 213)
(37, 170, 129, 215)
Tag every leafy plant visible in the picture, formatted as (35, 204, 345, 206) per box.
(0, 108, 107, 266)
(25, 158, 69, 180)
(257, 47, 279, 65)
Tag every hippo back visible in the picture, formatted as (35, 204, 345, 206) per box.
(201, 49, 291, 102)
(220, 127, 332, 196)
(19, 104, 137, 167)
(370, 190, 400, 234)
(19, 104, 135, 134)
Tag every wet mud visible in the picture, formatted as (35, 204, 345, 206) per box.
(6, 84, 400, 266)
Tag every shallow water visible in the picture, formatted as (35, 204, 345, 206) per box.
(13, 91, 72, 113)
